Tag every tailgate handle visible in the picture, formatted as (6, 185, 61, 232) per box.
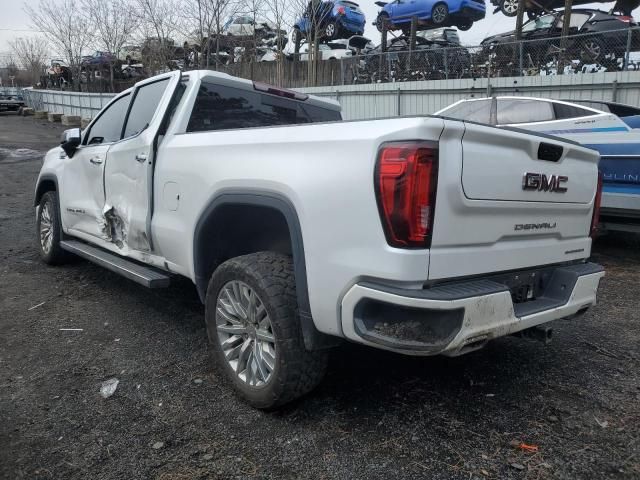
(538, 143, 563, 162)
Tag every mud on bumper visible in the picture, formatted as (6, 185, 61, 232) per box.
(341, 262, 604, 356)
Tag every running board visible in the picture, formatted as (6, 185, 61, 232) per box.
(60, 240, 171, 288)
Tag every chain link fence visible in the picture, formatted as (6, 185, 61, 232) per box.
(217, 26, 640, 88)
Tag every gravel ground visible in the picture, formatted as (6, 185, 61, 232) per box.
(1, 113, 639, 480)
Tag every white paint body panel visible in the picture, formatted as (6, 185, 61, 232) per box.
(37, 71, 602, 352)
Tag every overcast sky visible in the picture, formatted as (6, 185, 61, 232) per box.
(0, 0, 629, 63)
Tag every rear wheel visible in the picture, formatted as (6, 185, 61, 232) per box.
(500, 0, 519, 17)
(376, 12, 390, 32)
(431, 3, 449, 25)
(324, 22, 338, 39)
(36, 191, 71, 265)
(205, 252, 328, 409)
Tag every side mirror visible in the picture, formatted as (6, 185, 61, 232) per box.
(60, 128, 81, 157)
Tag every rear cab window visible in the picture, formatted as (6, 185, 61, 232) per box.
(438, 99, 492, 124)
(497, 99, 554, 124)
(186, 80, 341, 132)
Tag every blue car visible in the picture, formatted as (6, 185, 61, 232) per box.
(375, 0, 485, 33)
(294, 0, 366, 42)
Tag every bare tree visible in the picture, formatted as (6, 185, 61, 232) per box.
(81, 0, 137, 92)
(134, 0, 182, 74)
(9, 36, 50, 85)
(183, 0, 246, 69)
(25, 0, 94, 90)
(287, 0, 325, 85)
(264, 0, 289, 85)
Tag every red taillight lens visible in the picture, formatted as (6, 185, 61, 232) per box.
(375, 142, 438, 248)
(616, 16, 633, 23)
(590, 171, 603, 237)
(336, 5, 346, 14)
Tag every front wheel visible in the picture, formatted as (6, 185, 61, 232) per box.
(431, 3, 449, 25)
(36, 191, 71, 265)
(205, 252, 328, 409)
(500, 0, 519, 17)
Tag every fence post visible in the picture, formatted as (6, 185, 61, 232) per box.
(397, 87, 401, 116)
(443, 48, 449, 80)
(519, 41, 524, 76)
(624, 28, 632, 71)
(340, 57, 345, 85)
(612, 80, 618, 102)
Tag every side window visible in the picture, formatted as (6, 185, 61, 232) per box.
(85, 93, 130, 145)
(497, 99, 554, 124)
(557, 13, 590, 30)
(439, 99, 492, 124)
(123, 78, 170, 138)
(553, 102, 598, 120)
(187, 81, 320, 132)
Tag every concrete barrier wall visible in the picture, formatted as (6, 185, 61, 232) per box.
(23, 70, 640, 122)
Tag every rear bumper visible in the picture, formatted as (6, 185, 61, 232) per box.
(340, 262, 604, 356)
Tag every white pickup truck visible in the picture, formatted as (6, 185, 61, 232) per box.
(35, 70, 604, 408)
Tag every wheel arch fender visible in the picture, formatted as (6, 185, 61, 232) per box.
(34, 174, 59, 207)
(193, 190, 339, 351)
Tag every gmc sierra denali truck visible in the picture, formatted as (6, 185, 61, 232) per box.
(35, 70, 604, 409)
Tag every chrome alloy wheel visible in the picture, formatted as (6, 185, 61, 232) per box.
(216, 280, 276, 387)
(502, 0, 519, 15)
(432, 5, 448, 24)
(39, 200, 53, 254)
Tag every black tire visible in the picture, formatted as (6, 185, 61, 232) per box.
(205, 252, 329, 409)
(36, 191, 71, 265)
(324, 21, 338, 39)
(456, 20, 473, 31)
(499, 0, 519, 17)
(376, 13, 390, 33)
(431, 2, 449, 25)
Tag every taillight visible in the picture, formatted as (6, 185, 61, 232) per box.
(590, 171, 603, 237)
(616, 16, 633, 23)
(336, 5, 346, 14)
(375, 142, 438, 248)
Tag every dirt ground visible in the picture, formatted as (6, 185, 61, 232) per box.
(0, 113, 638, 480)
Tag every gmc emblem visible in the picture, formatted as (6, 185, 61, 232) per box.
(522, 172, 568, 193)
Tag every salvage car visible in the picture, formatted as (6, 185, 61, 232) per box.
(436, 96, 640, 232)
(0, 95, 25, 112)
(482, 9, 640, 67)
(492, 0, 640, 18)
(375, 0, 486, 33)
(293, 0, 366, 42)
(35, 71, 603, 408)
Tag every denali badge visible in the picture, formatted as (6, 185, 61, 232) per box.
(522, 172, 568, 193)
(514, 222, 557, 231)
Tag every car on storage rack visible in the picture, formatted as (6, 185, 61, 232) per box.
(481, 9, 640, 70)
(491, 0, 605, 18)
(358, 33, 471, 82)
(293, 0, 366, 43)
(436, 96, 640, 233)
(35, 70, 603, 409)
(375, 0, 486, 33)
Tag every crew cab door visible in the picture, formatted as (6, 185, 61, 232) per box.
(60, 93, 131, 240)
(103, 73, 179, 252)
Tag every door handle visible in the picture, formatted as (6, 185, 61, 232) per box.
(89, 157, 103, 165)
(135, 153, 148, 163)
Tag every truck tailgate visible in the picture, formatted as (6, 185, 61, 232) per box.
(428, 120, 600, 281)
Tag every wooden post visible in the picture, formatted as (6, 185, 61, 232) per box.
(380, 22, 388, 78)
(409, 16, 417, 71)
